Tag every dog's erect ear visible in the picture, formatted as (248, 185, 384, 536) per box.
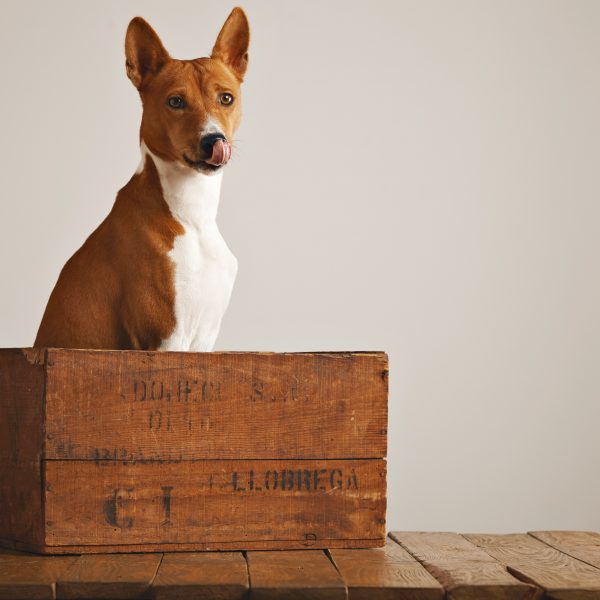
(211, 7, 250, 80)
(125, 17, 170, 89)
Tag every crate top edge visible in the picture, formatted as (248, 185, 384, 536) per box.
(2, 347, 388, 360)
(0, 347, 47, 367)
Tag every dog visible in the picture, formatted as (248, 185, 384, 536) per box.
(34, 8, 249, 351)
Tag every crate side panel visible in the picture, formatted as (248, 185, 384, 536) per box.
(0, 348, 46, 546)
(44, 350, 388, 460)
(44, 459, 386, 547)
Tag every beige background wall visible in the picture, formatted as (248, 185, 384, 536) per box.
(1, 0, 599, 531)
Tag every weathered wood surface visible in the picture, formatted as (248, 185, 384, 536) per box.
(465, 533, 600, 599)
(56, 553, 162, 599)
(330, 538, 444, 599)
(529, 531, 600, 570)
(0, 349, 46, 548)
(390, 532, 539, 599)
(44, 459, 386, 548)
(2, 533, 600, 599)
(0, 348, 388, 553)
(43, 349, 388, 460)
(14, 538, 384, 555)
(151, 552, 248, 600)
(0, 548, 76, 600)
(246, 550, 346, 599)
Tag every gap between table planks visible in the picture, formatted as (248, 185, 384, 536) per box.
(465, 532, 600, 599)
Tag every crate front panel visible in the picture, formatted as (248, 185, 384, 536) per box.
(44, 350, 388, 460)
(44, 459, 386, 547)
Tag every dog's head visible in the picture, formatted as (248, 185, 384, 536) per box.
(125, 8, 249, 174)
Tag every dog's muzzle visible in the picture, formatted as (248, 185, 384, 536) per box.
(201, 133, 232, 166)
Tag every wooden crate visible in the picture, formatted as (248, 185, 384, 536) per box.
(0, 348, 388, 554)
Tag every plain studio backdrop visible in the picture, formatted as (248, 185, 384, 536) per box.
(1, 0, 599, 532)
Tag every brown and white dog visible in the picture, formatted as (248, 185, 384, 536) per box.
(34, 8, 249, 351)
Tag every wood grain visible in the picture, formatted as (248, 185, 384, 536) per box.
(330, 537, 444, 599)
(390, 532, 538, 600)
(465, 533, 600, 599)
(529, 531, 600, 570)
(0, 348, 46, 549)
(1, 348, 387, 552)
(13, 538, 384, 555)
(0, 551, 76, 600)
(151, 552, 248, 600)
(247, 550, 346, 599)
(44, 459, 386, 548)
(0, 533, 599, 598)
(56, 553, 162, 599)
(43, 349, 388, 460)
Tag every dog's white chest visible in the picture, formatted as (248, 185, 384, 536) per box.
(146, 147, 237, 351)
(161, 222, 237, 351)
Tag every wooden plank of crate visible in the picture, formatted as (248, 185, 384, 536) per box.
(246, 550, 346, 599)
(56, 554, 162, 599)
(16, 538, 384, 555)
(0, 348, 46, 549)
(151, 552, 248, 600)
(465, 533, 600, 599)
(528, 531, 600, 570)
(329, 537, 444, 599)
(0, 549, 77, 600)
(390, 532, 539, 599)
(44, 459, 385, 548)
(43, 349, 388, 460)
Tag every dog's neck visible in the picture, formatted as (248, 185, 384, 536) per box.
(139, 141, 223, 228)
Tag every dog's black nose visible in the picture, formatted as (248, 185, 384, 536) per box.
(200, 133, 226, 156)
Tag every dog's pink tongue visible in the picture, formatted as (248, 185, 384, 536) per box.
(207, 139, 232, 166)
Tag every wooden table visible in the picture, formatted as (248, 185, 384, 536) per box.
(1, 531, 600, 599)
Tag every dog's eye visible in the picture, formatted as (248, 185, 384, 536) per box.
(219, 93, 234, 106)
(168, 96, 185, 109)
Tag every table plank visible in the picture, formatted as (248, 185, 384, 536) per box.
(246, 550, 346, 599)
(151, 552, 248, 600)
(465, 533, 600, 599)
(529, 531, 600, 570)
(56, 553, 162, 599)
(0, 550, 77, 600)
(390, 532, 539, 599)
(330, 537, 443, 599)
